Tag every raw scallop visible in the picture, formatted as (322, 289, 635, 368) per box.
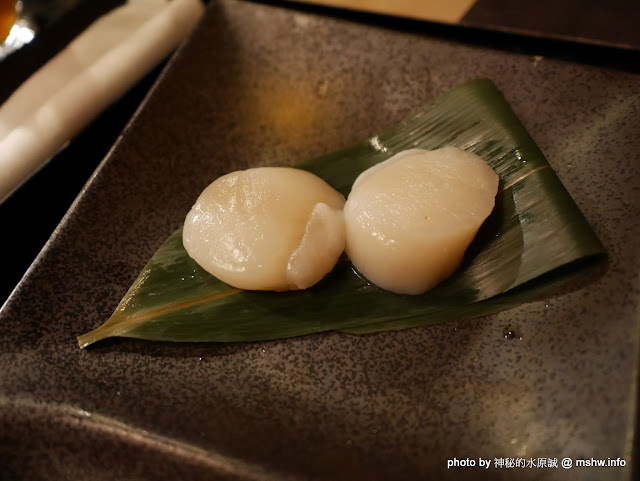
(183, 167, 346, 291)
(344, 147, 499, 295)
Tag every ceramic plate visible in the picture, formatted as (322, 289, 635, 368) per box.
(1, 1, 638, 479)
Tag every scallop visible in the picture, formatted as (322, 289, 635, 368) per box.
(344, 147, 499, 295)
(183, 167, 346, 291)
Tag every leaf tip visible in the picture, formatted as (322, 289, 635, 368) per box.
(77, 333, 93, 349)
(77, 327, 109, 349)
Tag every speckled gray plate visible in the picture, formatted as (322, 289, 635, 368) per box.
(1, 1, 638, 480)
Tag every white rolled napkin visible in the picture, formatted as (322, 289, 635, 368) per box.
(0, 0, 205, 203)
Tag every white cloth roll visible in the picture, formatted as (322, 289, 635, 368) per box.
(0, 0, 205, 203)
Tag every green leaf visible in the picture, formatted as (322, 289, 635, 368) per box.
(78, 78, 606, 348)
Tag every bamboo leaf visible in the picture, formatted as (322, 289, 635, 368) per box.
(78, 78, 606, 348)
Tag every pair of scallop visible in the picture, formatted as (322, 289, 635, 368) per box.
(183, 147, 499, 295)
